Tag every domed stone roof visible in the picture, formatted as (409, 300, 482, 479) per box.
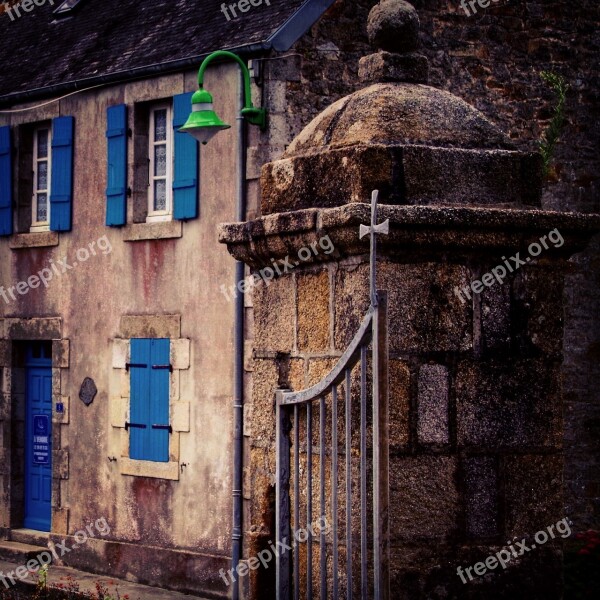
(284, 83, 514, 159)
(259, 0, 541, 215)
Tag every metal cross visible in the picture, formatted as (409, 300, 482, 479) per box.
(359, 189, 389, 307)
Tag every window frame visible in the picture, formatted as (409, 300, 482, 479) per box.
(30, 125, 51, 232)
(146, 104, 173, 223)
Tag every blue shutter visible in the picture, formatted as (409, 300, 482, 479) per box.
(172, 92, 199, 221)
(129, 339, 151, 461)
(0, 125, 12, 236)
(105, 105, 128, 226)
(148, 339, 170, 462)
(50, 116, 74, 232)
(129, 338, 170, 463)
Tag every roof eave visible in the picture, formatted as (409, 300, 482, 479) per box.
(267, 0, 337, 52)
(0, 40, 271, 109)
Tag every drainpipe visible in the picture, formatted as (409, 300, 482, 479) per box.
(232, 70, 247, 600)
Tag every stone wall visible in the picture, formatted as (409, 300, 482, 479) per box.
(263, 0, 600, 533)
(221, 202, 599, 598)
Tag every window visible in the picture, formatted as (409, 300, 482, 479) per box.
(128, 338, 171, 463)
(31, 126, 51, 232)
(147, 105, 173, 223)
(126, 94, 198, 228)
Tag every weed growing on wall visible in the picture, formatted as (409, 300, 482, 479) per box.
(539, 71, 569, 178)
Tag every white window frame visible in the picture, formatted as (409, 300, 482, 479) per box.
(146, 104, 173, 223)
(30, 125, 51, 232)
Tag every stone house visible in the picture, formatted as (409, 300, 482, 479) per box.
(0, 0, 598, 599)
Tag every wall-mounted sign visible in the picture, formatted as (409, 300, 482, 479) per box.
(33, 415, 50, 465)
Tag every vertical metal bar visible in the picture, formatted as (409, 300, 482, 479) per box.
(276, 393, 291, 600)
(360, 346, 368, 600)
(306, 402, 313, 600)
(320, 395, 327, 600)
(373, 293, 390, 600)
(232, 71, 248, 600)
(345, 368, 353, 600)
(293, 405, 300, 600)
(332, 386, 339, 599)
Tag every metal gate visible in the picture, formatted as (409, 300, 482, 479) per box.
(275, 191, 390, 599)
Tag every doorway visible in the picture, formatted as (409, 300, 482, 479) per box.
(23, 341, 52, 531)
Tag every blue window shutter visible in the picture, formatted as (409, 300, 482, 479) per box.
(105, 105, 128, 226)
(129, 338, 170, 463)
(148, 339, 170, 462)
(50, 116, 74, 232)
(129, 339, 151, 461)
(0, 126, 12, 237)
(172, 92, 199, 221)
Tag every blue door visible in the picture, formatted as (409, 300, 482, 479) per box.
(24, 343, 52, 531)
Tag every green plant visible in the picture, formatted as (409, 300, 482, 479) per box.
(538, 71, 569, 178)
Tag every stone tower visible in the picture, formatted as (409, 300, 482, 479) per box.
(220, 1, 600, 597)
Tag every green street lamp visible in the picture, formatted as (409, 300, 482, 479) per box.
(180, 50, 267, 144)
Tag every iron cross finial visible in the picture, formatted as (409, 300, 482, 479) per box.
(359, 190, 390, 307)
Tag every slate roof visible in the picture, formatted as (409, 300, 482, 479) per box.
(0, 0, 330, 105)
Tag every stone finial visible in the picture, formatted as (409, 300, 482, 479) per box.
(359, 0, 428, 84)
(367, 0, 420, 54)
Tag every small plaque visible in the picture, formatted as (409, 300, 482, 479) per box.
(79, 377, 97, 406)
(55, 402, 64, 413)
(33, 415, 50, 465)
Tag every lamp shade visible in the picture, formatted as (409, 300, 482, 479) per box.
(179, 88, 231, 144)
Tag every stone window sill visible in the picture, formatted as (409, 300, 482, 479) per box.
(9, 231, 59, 249)
(119, 457, 179, 480)
(123, 221, 182, 242)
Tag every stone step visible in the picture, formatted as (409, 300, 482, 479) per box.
(0, 541, 50, 565)
(10, 528, 49, 548)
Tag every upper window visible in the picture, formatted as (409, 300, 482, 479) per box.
(31, 126, 51, 232)
(127, 94, 198, 227)
(147, 104, 173, 223)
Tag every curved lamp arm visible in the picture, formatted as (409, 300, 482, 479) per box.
(197, 50, 267, 130)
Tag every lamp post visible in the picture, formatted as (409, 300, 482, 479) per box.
(181, 51, 267, 600)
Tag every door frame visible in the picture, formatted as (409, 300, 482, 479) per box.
(0, 318, 71, 539)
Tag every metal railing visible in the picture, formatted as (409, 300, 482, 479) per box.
(276, 291, 390, 599)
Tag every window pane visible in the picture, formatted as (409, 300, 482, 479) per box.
(37, 194, 48, 222)
(154, 109, 167, 142)
(154, 144, 167, 177)
(37, 161, 48, 190)
(154, 180, 166, 211)
(37, 130, 48, 158)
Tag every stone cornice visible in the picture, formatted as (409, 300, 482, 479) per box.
(218, 203, 600, 269)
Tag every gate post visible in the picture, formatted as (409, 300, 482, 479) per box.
(275, 391, 291, 600)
